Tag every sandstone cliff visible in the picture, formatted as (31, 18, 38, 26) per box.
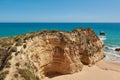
(0, 28, 105, 80)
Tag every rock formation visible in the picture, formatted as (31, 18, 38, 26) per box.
(0, 28, 105, 80)
(115, 48, 120, 51)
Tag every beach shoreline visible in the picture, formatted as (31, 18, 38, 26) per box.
(43, 59, 120, 80)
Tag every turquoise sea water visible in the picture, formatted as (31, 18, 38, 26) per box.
(0, 23, 120, 61)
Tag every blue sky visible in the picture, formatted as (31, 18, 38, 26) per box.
(0, 0, 120, 22)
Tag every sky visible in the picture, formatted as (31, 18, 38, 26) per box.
(0, 0, 120, 22)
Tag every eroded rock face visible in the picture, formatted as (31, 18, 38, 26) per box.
(23, 28, 105, 78)
(0, 28, 105, 80)
(26, 33, 83, 77)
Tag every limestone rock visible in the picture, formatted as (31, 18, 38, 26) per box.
(0, 28, 105, 80)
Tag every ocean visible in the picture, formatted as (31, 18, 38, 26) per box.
(0, 23, 120, 62)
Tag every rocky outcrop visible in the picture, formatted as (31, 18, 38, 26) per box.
(0, 28, 105, 80)
(99, 31, 105, 36)
(115, 48, 120, 51)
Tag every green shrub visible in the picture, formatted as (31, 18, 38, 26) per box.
(50, 30, 58, 33)
(16, 43, 22, 46)
(15, 63, 20, 67)
(11, 47, 17, 52)
(15, 52, 19, 56)
(39, 30, 48, 34)
(29, 31, 36, 34)
(14, 74, 18, 78)
(5, 62, 11, 68)
(0, 71, 9, 80)
(23, 44, 26, 49)
(1, 43, 12, 47)
(18, 69, 39, 80)
(14, 37, 21, 42)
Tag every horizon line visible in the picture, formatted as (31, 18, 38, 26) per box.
(0, 22, 120, 23)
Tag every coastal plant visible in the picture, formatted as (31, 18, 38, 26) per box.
(1, 43, 12, 47)
(15, 52, 19, 56)
(16, 42, 22, 46)
(0, 70, 9, 80)
(10, 46, 17, 52)
(23, 44, 26, 49)
(29, 31, 36, 34)
(18, 69, 39, 80)
(50, 30, 58, 33)
(5, 62, 11, 68)
(0, 36, 16, 47)
(15, 62, 20, 67)
(38, 30, 48, 34)
(14, 73, 18, 78)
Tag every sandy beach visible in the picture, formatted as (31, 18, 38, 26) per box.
(43, 60, 120, 80)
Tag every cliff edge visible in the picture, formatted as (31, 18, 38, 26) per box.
(0, 28, 105, 80)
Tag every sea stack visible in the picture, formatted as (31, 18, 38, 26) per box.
(100, 31, 105, 36)
(0, 28, 105, 80)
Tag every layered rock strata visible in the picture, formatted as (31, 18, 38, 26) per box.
(0, 28, 105, 80)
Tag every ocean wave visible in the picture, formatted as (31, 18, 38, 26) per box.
(105, 53, 120, 63)
(105, 51, 120, 57)
(104, 45, 120, 51)
(104, 45, 120, 63)
(98, 35, 106, 41)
